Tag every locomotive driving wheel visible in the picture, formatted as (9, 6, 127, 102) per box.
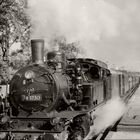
(67, 114, 91, 140)
(68, 125, 87, 140)
(67, 115, 90, 140)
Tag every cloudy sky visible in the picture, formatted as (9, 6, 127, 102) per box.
(25, 0, 140, 70)
(100, 0, 140, 70)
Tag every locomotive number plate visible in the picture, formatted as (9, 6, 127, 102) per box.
(21, 95, 42, 101)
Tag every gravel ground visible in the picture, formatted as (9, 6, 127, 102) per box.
(105, 131, 140, 140)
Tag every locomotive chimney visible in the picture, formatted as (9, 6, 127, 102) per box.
(31, 39, 44, 64)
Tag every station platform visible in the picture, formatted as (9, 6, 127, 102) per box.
(105, 86, 140, 139)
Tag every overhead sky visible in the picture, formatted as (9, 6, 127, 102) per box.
(101, 0, 140, 70)
(25, 0, 140, 70)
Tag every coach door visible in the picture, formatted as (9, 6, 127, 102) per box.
(119, 74, 125, 97)
(102, 69, 111, 100)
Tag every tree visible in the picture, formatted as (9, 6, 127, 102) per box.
(49, 36, 80, 59)
(10, 49, 30, 69)
(0, 0, 30, 59)
(0, 0, 30, 82)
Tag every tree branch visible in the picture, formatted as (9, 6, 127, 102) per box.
(0, 0, 4, 6)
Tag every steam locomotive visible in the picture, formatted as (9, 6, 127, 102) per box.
(0, 39, 139, 140)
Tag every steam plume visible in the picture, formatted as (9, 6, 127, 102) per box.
(27, 0, 122, 56)
(84, 97, 126, 140)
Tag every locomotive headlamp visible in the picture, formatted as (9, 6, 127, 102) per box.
(25, 70, 35, 79)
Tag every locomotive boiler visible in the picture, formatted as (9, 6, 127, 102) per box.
(10, 39, 70, 114)
(0, 39, 139, 140)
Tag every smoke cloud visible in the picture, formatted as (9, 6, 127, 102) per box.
(27, 0, 122, 54)
(84, 97, 127, 140)
(22, 0, 140, 70)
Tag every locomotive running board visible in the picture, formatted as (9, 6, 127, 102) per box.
(10, 102, 106, 121)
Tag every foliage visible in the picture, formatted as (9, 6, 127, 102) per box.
(0, 0, 30, 83)
(0, 0, 30, 59)
(0, 61, 9, 84)
(10, 49, 30, 70)
(49, 36, 80, 59)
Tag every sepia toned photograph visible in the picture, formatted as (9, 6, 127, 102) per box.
(0, 0, 140, 139)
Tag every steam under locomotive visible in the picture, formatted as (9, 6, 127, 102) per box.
(0, 39, 139, 140)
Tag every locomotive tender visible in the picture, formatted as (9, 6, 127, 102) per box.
(0, 39, 139, 140)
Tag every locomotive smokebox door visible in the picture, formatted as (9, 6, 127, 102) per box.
(31, 39, 44, 64)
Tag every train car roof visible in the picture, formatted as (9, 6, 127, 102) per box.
(110, 69, 123, 74)
(68, 58, 108, 69)
(110, 68, 140, 76)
